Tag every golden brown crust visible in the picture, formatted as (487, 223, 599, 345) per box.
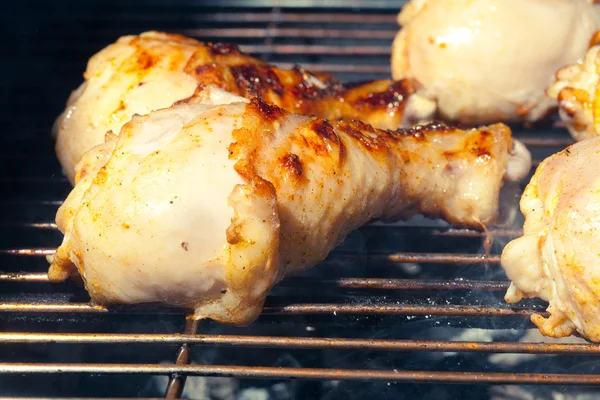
(57, 30, 431, 184)
(50, 98, 519, 324)
(223, 99, 515, 286)
(240, 98, 513, 231)
(214, 100, 284, 324)
(134, 31, 419, 130)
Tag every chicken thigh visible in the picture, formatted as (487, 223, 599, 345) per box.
(502, 137, 600, 342)
(49, 97, 530, 324)
(547, 39, 600, 142)
(55, 31, 434, 183)
(392, 0, 600, 125)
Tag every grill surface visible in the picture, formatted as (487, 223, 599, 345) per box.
(1, 1, 596, 399)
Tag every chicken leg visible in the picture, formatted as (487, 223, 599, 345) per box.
(55, 31, 435, 183)
(391, 0, 600, 125)
(49, 96, 530, 324)
(502, 136, 600, 342)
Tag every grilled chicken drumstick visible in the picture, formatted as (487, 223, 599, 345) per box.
(49, 96, 530, 324)
(55, 31, 434, 183)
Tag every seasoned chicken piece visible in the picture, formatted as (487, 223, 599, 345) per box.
(55, 31, 434, 183)
(392, 0, 600, 125)
(49, 97, 529, 324)
(547, 38, 600, 142)
(502, 137, 600, 342)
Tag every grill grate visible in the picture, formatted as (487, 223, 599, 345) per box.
(1, 1, 595, 399)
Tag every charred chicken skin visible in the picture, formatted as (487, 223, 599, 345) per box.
(55, 31, 433, 183)
(49, 97, 530, 324)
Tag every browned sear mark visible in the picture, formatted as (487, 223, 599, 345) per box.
(404, 121, 452, 136)
(132, 51, 156, 71)
(471, 147, 491, 159)
(250, 98, 285, 122)
(311, 119, 346, 165)
(336, 120, 385, 151)
(209, 42, 240, 56)
(281, 153, 303, 178)
(312, 120, 339, 145)
(230, 64, 285, 98)
(290, 66, 341, 101)
(264, 68, 284, 96)
(194, 64, 216, 75)
(181, 242, 189, 251)
(230, 64, 263, 96)
(360, 79, 417, 110)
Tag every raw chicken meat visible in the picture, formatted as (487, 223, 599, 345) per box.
(55, 31, 435, 183)
(547, 36, 600, 142)
(391, 0, 600, 125)
(49, 96, 530, 324)
(502, 137, 600, 342)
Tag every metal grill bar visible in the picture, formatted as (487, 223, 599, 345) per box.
(514, 137, 573, 147)
(0, 273, 509, 290)
(0, 249, 56, 256)
(241, 44, 392, 56)
(0, 302, 546, 317)
(279, 278, 509, 291)
(0, 223, 57, 229)
(2, 333, 595, 354)
(0, 272, 49, 282)
(27, 44, 393, 57)
(185, 28, 397, 39)
(0, 249, 501, 264)
(2, 363, 600, 385)
(262, 303, 544, 317)
(271, 63, 391, 74)
(0, 200, 63, 206)
(333, 252, 500, 264)
(0, 303, 109, 313)
(165, 319, 200, 399)
(33, 12, 398, 24)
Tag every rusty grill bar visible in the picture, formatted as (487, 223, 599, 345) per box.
(4, 364, 600, 386)
(0, 273, 513, 290)
(8, 333, 596, 353)
(0, 302, 547, 317)
(1, 1, 596, 398)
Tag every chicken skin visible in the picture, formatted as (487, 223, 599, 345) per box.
(55, 31, 434, 183)
(49, 96, 529, 324)
(391, 0, 600, 125)
(547, 40, 600, 142)
(502, 137, 600, 342)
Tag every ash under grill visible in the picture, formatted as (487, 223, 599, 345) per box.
(1, 1, 596, 399)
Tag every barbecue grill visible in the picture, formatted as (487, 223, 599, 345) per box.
(1, 1, 597, 398)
